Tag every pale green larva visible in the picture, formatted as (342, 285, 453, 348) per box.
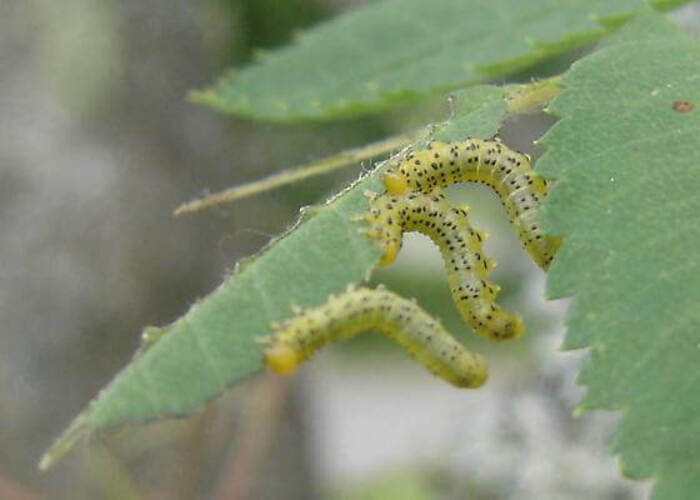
(362, 189, 523, 342)
(262, 286, 487, 388)
(383, 138, 561, 269)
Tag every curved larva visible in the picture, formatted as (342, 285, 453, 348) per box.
(262, 286, 487, 388)
(363, 189, 523, 341)
(384, 138, 561, 269)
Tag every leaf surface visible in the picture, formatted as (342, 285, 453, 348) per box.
(194, 0, 688, 122)
(537, 14, 700, 499)
(40, 85, 509, 469)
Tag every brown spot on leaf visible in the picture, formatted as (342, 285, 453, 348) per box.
(672, 100, 694, 113)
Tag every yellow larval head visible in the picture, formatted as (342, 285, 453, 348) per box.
(383, 171, 408, 195)
(264, 343, 301, 375)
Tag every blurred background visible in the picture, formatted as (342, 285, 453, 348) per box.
(3, 1, 699, 499)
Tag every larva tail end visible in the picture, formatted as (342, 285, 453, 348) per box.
(463, 364, 488, 389)
(530, 236, 562, 271)
(471, 370, 488, 388)
(465, 302, 524, 342)
(448, 353, 488, 388)
(506, 315, 525, 340)
(488, 314, 524, 341)
(264, 343, 301, 375)
(384, 171, 408, 195)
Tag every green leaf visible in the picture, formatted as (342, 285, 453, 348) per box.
(40, 85, 509, 470)
(537, 14, 700, 499)
(193, 0, 689, 122)
(437, 85, 510, 143)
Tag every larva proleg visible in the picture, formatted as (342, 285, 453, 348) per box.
(384, 138, 561, 269)
(363, 190, 523, 341)
(263, 286, 488, 388)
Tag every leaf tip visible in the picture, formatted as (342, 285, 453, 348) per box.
(38, 412, 92, 472)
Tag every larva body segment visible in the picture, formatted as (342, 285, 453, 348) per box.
(263, 286, 487, 388)
(384, 138, 561, 269)
(363, 190, 523, 341)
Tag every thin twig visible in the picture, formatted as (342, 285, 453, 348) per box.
(173, 133, 418, 217)
(175, 76, 562, 217)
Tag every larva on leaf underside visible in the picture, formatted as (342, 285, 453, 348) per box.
(262, 286, 487, 388)
(384, 138, 561, 269)
(362, 189, 523, 342)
